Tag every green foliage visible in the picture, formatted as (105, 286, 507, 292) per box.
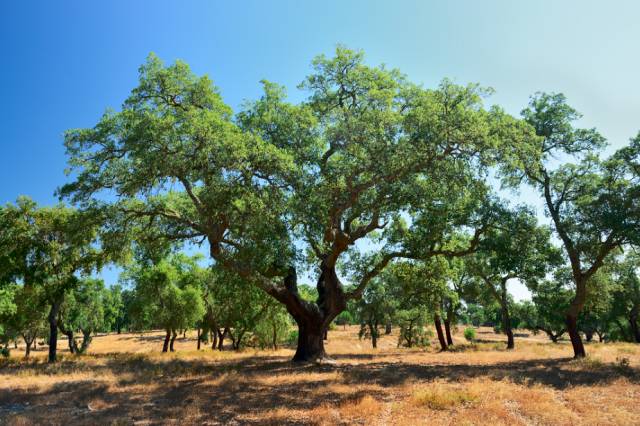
(463, 327, 476, 342)
(124, 254, 205, 337)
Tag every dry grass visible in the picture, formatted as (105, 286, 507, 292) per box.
(1, 326, 639, 425)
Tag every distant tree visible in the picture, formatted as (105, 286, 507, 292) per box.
(356, 277, 397, 348)
(58, 278, 107, 354)
(6, 285, 48, 357)
(525, 275, 573, 343)
(102, 284, 125, 334)
(0, 197, 106, 362)
(466, 207, 560, 349)
(607, 253, 640, 342)
(125, 254, 205, 352)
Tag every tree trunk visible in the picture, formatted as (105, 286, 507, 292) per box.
(629, 308, 640, 343)
(292, 321, 326, 362)
(169, 330, 177, 352)
(197, 328, 201, 350)
(385, 321, 392, 335)
(444, 319, 453, 346)
(47, 301, 61, 363)
(585, 330, 594, 342)
(272, 323, 278, 350)
(434, 314, 448, 351)
(501, 305, 514, 350)
(78, 330, 92, 354)
(24, 336, 32, 358)
(211, 329, 218, 350)
(566, 314, 586, 358)
(217, 328, 228, 351)
(162, 329, 171, 353)
(368, 321, 378, 349)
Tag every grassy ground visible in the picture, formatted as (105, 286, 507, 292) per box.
(1, 326, 639, 425)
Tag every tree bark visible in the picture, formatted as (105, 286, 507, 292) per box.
(629, 307, 640, 343)
(501, 304, 514, 350)
(385, 321, 392, 335)
(272, 323, 278, 350)
(47, 301, 61, 363)
(24, 336, 32, 358)
(566, 314, 586, 358)
(585, 330, 594, 342)
(169, 329, 177, 352)
(162, 329, 171, 353)
(292, 321, 326, 362)
(434, 313, 448, 351)
(444, 319, 453, 346)
(368, 321, 378, 349)
(197, 328, 201, 350)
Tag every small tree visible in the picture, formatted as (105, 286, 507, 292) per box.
(7, 285, 48, 356)
(125, 255, 205, 352)
(58, 278, 107, 354)
(466, 207, 560, 349)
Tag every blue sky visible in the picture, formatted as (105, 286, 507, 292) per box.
(2, 1, 639, 298)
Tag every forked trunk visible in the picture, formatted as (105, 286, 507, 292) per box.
(47, 301, 61, 363)
(585, 331, 593, 342)
(24, 337, 32, 357)
(434, 314, 448, 351)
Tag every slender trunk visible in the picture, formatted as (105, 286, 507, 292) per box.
(444, 319, 453, 346)
(501, 305, 514, 350)
(169, 330, 177, 352)
(629, 308, 640, 343)
(47, 301, 61, 363)
(385, 321, 392, 335)
(323, 328, 328, 341)
(211, 329, 218, 350)
(368, 321, 378, 349)
(272, 323, 278, 350)
(585, 330, 593, 342)
(197, 328, 201, 350)
(434, 314, 447, 351)
(162, 329, 171, 353)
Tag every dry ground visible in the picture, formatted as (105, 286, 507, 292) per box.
(1, 326, 639, 425)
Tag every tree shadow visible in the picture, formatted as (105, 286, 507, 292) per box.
(2, 351, 639, 424)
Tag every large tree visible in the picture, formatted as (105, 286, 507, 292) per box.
(60, 49, 534, 362)
(519, 94, 640, 357)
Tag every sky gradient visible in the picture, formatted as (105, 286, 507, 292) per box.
(2, 1, 639, 297)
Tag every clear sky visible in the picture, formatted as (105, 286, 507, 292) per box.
(2, 1, 639, 298)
